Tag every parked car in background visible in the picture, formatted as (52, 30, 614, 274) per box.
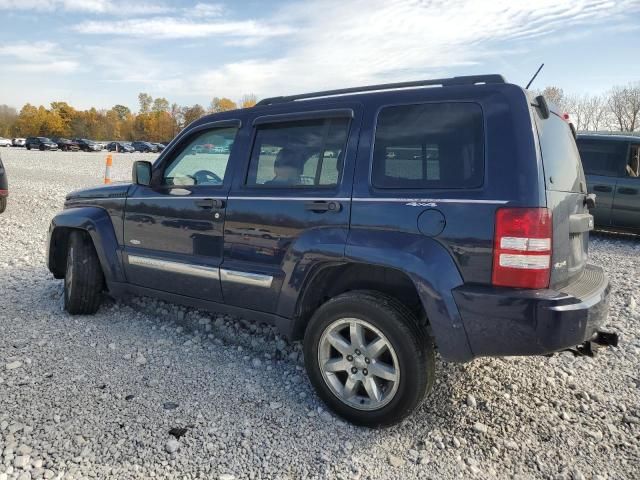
(47, 74, 616, 427)
(73, 139, 102, 152)
(0, 138, 11, 147)
(53, 138, 80, 152)
(0, 154, 7, 213)
(152, 142, 166, 152)
(26, 137, 58, 151)
(577, 133, 640, 234)
(107, 142, 135, 153)
(12, 138, 26, 147)
(131, 141, 158, 153)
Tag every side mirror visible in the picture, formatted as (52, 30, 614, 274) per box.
(132, 160, 152, 186)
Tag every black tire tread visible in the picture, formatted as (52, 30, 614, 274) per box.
(65, 231, 104, 315)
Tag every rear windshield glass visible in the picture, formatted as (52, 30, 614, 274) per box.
(535, 111, 585, 193)
(372, 103, 484, 189)
(576, 139, 627, 177)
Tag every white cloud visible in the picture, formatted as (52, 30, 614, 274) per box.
(73, 17, 294, 39)
(187, 2, 223, 17)
(0, 0, 171, 15)
(0, 41, 79, 73)
(186, 0, 640, 98)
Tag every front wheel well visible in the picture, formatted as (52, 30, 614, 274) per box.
(293, 263, 427, 340)
(49, 227, 86, 278)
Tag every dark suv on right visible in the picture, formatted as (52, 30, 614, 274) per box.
(47, 75, 615, 427)
(576, 134, 640, 233)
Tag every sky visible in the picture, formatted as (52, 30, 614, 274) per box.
(0, 0, 639, 112)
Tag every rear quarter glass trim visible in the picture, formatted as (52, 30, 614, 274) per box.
(368, 100, 487, 190)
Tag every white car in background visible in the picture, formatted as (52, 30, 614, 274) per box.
(12, 138, 25, 147)
(0, 138, 12, 147)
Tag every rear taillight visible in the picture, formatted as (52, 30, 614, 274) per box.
(492, 208, 552, 289)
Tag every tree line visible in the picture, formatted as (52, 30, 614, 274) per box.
(1, 81, 639, 141)
(535, 82, 640, 132)
(0, 93, 257, 142)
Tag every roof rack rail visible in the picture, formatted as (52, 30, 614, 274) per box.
(256, 74, 505, 106)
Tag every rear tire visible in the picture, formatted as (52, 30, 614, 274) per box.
(303, 290, 435, 427)
(64, 231, 104, 315)
(26, 145, 31, 150)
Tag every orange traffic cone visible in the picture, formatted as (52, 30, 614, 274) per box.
(104, 154, 113, 184)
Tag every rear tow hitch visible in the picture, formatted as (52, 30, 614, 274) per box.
(569, 331, 619, 357)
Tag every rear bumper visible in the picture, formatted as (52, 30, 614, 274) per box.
(453, 265, 610, 358)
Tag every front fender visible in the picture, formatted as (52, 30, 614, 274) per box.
(344, 230, 473, 362)
(47, 207, 125, 284)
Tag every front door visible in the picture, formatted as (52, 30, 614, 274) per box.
(612, 143, 640, 231)
(122, 122, 239, 301)
(222, 108, 360, 314)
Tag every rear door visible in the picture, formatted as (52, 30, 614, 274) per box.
(122, 121, 240, 301)
(222, 107, 360, 314)
(576, 138, 628, 228)
(534, 112, 590, 288)
(612, 142, 640, 231)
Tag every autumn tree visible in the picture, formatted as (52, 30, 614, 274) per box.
(0, 105, 17, 137)
(14, 104, 41, 137)
(240, 94, 257, 108)
(182, 104, 206, 126)
(209, 97, 237, 113)
(112, 104, 131, 121)
(138, 93, 153, 114)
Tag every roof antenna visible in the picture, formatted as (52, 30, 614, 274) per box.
(525, 63, 544, 89)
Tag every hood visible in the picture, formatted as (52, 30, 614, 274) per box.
(65, 182, 132, 202)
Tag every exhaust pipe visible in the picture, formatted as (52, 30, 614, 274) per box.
(569, 330, 619, 357)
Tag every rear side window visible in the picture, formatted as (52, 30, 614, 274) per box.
(576, 139, 628, 177)
(535, 113, 585, 192)
(246, 118, 349, 188)
(372, 103, 484, 189)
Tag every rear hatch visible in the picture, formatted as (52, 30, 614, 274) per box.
(531, 104, 591, 289)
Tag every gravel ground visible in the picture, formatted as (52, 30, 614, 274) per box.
(0, 148, 639, 480)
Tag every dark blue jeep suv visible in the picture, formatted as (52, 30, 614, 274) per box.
(47, 75, 615, 426)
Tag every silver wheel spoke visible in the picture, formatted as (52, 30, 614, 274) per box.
(324, 358, 350, 373)
(327, 331, 351, 355)
(349, 322, 365, 349)
(363, 376, 382, 402)
(369, 362, 397, 382)
(318, 317, 400, 411)
(343, 376, 359, 399)
(365, 337, 387, 359)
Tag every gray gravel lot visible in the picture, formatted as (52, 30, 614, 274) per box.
(0, 148, 639, 480)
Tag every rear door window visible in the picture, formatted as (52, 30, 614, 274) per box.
(371, 103, 484, 189)
(246, 118, 350, 188)
(576, 139, 628, 177)
(535, 112, 585, 192)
